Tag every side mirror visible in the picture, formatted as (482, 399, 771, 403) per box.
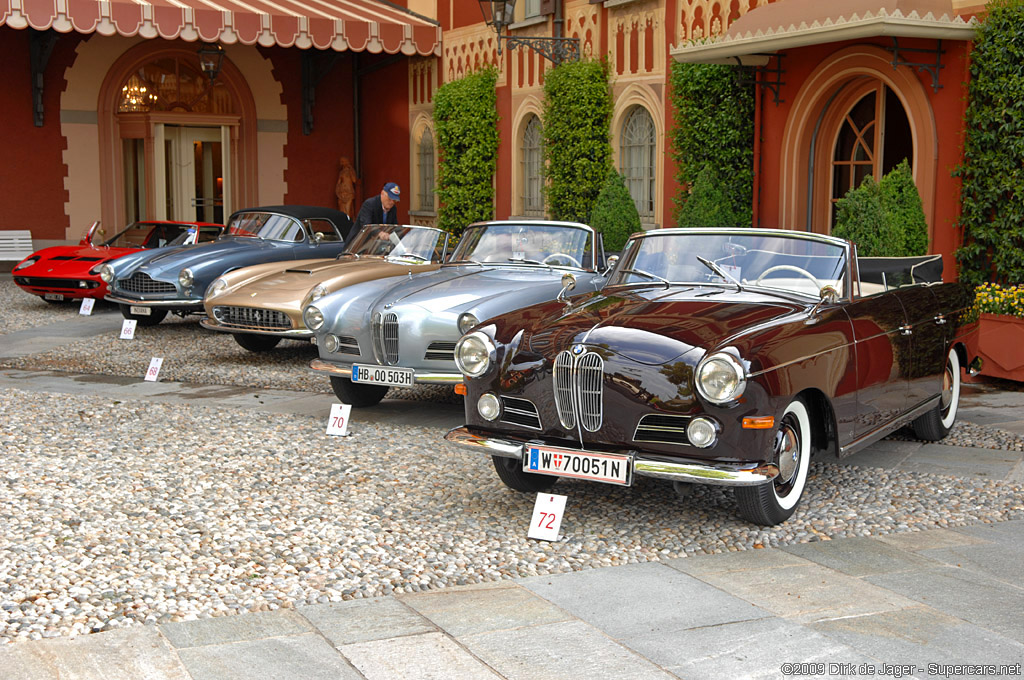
(603, 255, 619, 275)
(807, 285, 840, 319)
(557, 272, 577, 303)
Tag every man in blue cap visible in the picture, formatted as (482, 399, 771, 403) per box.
(353, 181, 400, 234)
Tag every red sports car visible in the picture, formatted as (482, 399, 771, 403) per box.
(12, 220, 224, 302)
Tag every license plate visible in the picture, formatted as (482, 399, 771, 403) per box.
(44, 293, 64, 301)
(352, 364, 414, 387)
(129, 305, 152, 316)
(525, 445, 633, 486)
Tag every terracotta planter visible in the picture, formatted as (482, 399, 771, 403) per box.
(971, 313, 1024, 382)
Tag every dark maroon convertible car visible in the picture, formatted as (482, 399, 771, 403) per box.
(444, 228, 979, 525)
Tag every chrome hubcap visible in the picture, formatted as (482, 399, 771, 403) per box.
(776, 422, 800, 484)
(940, 363, 954, 412)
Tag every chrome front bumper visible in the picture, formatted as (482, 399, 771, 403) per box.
(200, 317, 314, 338)
(309, 358, 464, 385)
(444, 426, 780, 487)
(105, 294, 203, 308)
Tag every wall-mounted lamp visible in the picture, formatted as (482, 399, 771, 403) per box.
(197, 43, 226, 83)
(478, 0, 579, 65)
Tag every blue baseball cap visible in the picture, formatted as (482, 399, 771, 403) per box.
(383, 182, 401, 202)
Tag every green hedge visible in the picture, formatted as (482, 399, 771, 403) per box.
(669, 62, 754, 227)
(542, 60, 613, 224)
(433, 68, 499, 238)
(590, 169, 640, 251)
(955, 0, 1024, 285)
(677, 165, 741, 229)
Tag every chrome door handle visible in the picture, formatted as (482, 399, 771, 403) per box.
(899, 325, 913, 336)
(934, 315, 947, 325)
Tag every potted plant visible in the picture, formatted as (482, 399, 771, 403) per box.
(968, 283, 1024, 381)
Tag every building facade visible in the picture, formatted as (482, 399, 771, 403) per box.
(1, 0, 441, 247)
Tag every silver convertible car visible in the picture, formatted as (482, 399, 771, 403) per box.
(305, 220, 609, 406)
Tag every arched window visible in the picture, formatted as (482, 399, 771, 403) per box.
(417, 127, 435, 212)
(619, 106, 656, 221)
(118, 56, 235, 114)
(522, 115, 544, 217)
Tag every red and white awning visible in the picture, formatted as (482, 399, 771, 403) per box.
(1, 0, 441, 55)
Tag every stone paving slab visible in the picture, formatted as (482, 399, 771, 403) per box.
(897, 444, 1023, 479)
(400, 582, 571, 637)
(686, 561, 921, 625)
(781, 536, 942, 577)
(809, 606, 1024, 673)
(872, 527, 991, 552)
(629, 616, 871, 679)
(865, 566, 1024, 644)
(176, 633, 362, 680)
(0, 626, 190, 680)
(159, 610, 310, 649)
(460, 619, 675, 680)
(522, 562, 768, 639)
(298, 597, 435, 646)
(340, 631, 500, 680)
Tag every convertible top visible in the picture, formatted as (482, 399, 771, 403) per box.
(230, 205, 354, 241)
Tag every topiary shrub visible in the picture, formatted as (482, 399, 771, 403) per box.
(832, 176, 890, 256)
(590, 169, 641, 252)
(955, 0, 1024, 286)
(433, 68, 499, 238)
(677, 165, 741, 229)
(542, 59, 613, 224)
(880, 159, 928, 256)
(833, 161, 929, 257)
(669, 62, 754, 227)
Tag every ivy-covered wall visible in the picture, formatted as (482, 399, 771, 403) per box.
(433, 68, 499, 237)
(956, 0, 1024, 285)
(541, 60, 613, 224)
(669, 62, 755, 228)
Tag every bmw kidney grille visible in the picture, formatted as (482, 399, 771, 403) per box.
(552, 350, 604, 432)
(371, 312, 400, 365)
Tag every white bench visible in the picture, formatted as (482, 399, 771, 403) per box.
(0, 230, 34, 263)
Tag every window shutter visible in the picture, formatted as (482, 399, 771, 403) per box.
(539, 0, 555, 15)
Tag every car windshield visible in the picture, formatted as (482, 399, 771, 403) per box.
(225, 212, 305, 242)
(341, 224, 443, 262)
(450, 223, 591, 269)
(103, 222, 195, 249)
(608, 231, 848, 297)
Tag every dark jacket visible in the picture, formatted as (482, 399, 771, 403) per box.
(354, 195, 398, 233)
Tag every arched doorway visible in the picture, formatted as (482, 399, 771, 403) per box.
(780, 46, 937, 237)
(98, 43, 259, 227)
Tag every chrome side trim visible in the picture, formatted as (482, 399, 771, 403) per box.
(308, 358, 463, 384)
(443, 426, 780, 487)
(838, 396, 939, 458)
(200, 318, 313, 338)
(104, 294, 203, 308)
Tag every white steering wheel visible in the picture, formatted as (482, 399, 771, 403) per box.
(754, 265, 821, 289)
(543, 252, 581, 268)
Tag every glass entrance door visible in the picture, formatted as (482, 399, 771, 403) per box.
(163, 126, 229, 224)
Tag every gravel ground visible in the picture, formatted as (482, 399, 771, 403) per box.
(3, 277, 1024, 645)
(2, 387, 1022, 644)
(0, 279, 90, 335)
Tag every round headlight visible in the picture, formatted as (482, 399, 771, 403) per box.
(324, 334, 340, 353)
(457, 312, 480, 335)
(695, 352, 747, 405)
(477, 393, 501, 421)
(310, 284, 328, 302)
(687, 417, 718, 448)
(178, 268, 194, 289)
(455, 331, 495, 378)
(207, 278, 228, 299)
(15, 257, 38, 271)
(99, 263, 115, 283)
(304, 305, 324, 331)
